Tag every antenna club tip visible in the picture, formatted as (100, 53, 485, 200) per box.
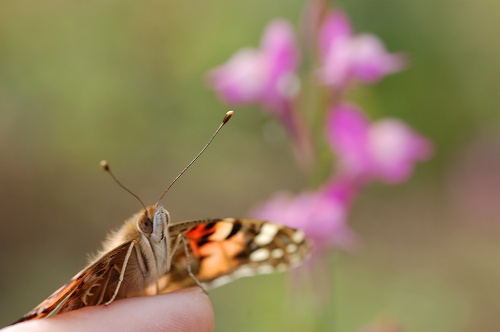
(223, 110, 234, 123)
(100, 160, 110, 171)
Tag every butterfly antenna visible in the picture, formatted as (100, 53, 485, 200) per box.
(155, 110, 234, 206)
(100, 160, 149, 215)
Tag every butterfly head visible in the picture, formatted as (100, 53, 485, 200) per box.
(137, 205, 170, 242)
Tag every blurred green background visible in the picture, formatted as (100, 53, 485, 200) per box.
(1, 0, 500, 331)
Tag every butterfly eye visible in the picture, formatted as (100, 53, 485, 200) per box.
(138, 217, 153, 235)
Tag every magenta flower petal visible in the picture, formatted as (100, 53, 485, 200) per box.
(323, 174, 361, 206)
(208, 49, 266, 105)
(327, 103, 432, 184)
(318, 11, 352, 60)
(350, 34, 406, 83)
(318, 11, 405, 90)
(318, 37, 354, 89)
(326, 103, 373, 177)
(260, 20, 301, 113)
(207, 19, 299, 115)
(368, 118, 433, 183)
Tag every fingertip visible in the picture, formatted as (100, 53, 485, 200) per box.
(102, 288, 215, 332)
(6, 289, 214, 332)
(161, 288, 215, 332)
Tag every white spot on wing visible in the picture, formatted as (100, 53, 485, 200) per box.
(292, 230, 305, 243)
(254, 223, 280, 246)
(233, 265, 256, 278)
(286, 243, 298, 253)
(288, 254, 301, 265)
(256, 264, 274, 274)
(250, 248, 270, 262)
(271, 248, 284, 259)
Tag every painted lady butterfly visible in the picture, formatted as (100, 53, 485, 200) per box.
(14, 206, 310, 323)
(12, 112, 311, 324)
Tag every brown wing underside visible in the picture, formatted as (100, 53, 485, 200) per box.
(13, 241, 139, 324)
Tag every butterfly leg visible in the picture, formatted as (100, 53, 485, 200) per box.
(105, 241, 135, 305)
(181, 235, 208, 294)
(166, 234, 183, 269)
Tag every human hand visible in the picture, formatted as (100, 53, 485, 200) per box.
(2, 288, 214, 332)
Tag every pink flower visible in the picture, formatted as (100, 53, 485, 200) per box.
(318, 11, 405, 90)
(327, 103, 432, 184)
(208, 19, 300, 116)
(208, 19, 313, 165)
(252, 178, 359, 252)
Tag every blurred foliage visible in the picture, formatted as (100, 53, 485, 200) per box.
(0, 0, 500, 331)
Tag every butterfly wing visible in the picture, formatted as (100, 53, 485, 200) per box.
(14, 219, 310, 323)
(157, 218, 311, 293)
(14, 241, 137, 324)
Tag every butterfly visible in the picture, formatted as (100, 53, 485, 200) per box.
(13, 205, 310, 324)
(11, 111, 311, 325)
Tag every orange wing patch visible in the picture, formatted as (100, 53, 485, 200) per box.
(184, 221, 248, 279)
(192, 234, 246, 280)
